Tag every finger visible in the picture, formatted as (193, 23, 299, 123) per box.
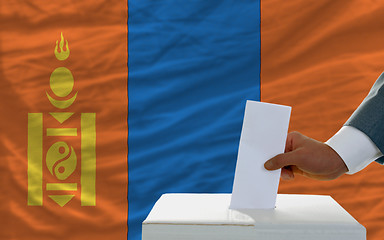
(264, 150, 301, 170)
(285, 131, 305, 153)
(281, 167, 294, 180)
(284, 134, 292, 153)
(290, 166, 329, 181)
(290, 165, 305, 176)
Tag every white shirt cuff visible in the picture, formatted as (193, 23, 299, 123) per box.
(325, 126, 383, 174)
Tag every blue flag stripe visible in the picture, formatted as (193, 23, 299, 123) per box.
(128, 1, 260, 239)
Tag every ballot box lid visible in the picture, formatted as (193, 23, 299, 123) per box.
(143, 194, 366, 240)
(143, 193, 362, 226)
(143, 193, 366, 240)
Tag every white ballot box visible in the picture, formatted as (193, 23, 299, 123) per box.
(142, 194, 366, 240)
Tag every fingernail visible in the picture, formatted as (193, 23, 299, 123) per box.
(264, 160, 273, 170)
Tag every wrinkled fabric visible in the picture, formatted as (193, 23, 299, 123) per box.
(0, 1, 127, 240)
(128, 1, 260, 239)
(262, 1, 384, 240)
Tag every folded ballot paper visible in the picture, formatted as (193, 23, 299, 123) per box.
(142, 101, 366, 240)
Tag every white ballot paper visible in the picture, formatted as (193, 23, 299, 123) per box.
(230, 100, 291, 209)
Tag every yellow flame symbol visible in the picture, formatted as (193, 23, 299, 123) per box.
(46, 141, 77, 180)
(54, 32, 70, 61)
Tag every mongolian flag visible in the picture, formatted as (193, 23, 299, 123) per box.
(0, 1, 127, 240)
(1, 1, 384, 240)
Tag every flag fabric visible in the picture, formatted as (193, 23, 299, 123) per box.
(262, 1, 384, 240)
(128, 1, 260, 239)
(0, 1, 127, 240)
(2, 1, 384, 240)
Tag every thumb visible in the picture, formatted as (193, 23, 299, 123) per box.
(264, 150, 301, 171)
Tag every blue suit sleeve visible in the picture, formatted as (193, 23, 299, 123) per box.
(345, 72, 384, 164)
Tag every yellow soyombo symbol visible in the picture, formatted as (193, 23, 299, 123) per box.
(46, 141, 77, 180)
(54, 32, 70, 61)
(50, 67, 74, 97)
(46, 67, 78, 109)
(28, 32, 96, 207)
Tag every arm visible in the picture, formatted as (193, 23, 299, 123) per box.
(265, 73, 384, 180)
(264, 131, 348, 180)
(326, 126, 383, 174)
(344, 72, 384, 165)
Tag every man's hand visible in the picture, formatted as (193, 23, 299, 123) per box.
(264, 132, 348, 181)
